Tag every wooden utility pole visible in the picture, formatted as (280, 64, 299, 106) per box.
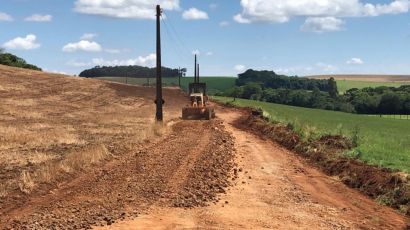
(178, 67, 181, 88)
(194, 54, 197, 83)
(197, 64, 200, 81)
(155, 5, 163, 122)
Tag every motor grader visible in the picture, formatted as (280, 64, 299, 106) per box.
(182, 83, 215, 120)
(182, 55, 215, 120)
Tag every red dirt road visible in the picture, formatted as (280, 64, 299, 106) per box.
(99, 107, 409, 230)
(0, 66, 408, 229)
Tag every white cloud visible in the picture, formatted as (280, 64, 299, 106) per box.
(67, 54, 157, 67)
(92, 53, 157, 67)
(74, 0, 180, 19)
(67, 60, 91, 67)
(233, 14, 251, 24)
(219, 21, 230, 27)
(316, 62, 338, 72)
(0, 12, 13, 22)
(25, 14, 52, 22)
(182, 8, 209, 20)
(235, 0, 410, 24)
(3, 34, 40, 50)
(206, 51, 213, 56)
(192, 50, 200, 55)
(80, 33, 98, 40)
(301, 17, 345, 33)
(347, 57, 364, 65)
(62, 40, 102, 52)
(234, 64, 246, 72)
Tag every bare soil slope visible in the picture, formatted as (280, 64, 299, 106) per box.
(1, 65, 238, 228)
(0, 64, 186, 200)
(0, 65, 408, 229)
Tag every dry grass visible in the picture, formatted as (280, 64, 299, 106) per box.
(60, 144, 111, 173)
(0, 64, 186, 197)
(18, 171, 35, 194)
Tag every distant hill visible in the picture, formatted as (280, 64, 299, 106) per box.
(308, 74, 410, 83)
(0, 50, 42, 71)
(79, 65, 182, 78)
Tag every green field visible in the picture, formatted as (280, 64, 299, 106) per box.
(96, 76, 409, 96)
(95, 76, 236, 95)
(214, 97, 410, 173)
(336, 80, 407, 93)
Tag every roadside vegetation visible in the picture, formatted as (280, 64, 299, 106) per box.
(0, 48, 42, 71)
(224, 69, 410, 115)
(214, 96, 410, 173)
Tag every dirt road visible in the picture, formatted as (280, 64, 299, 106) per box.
(99, 107, 409, 230)
(0, 66, 408, 229)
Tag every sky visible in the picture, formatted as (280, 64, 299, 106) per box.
(1, 0, 410, 76)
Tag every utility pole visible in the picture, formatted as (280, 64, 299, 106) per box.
(155, 5, 163, 122)
(197, 64, 200, 81)
(194, 54, 197, 83)
(178, 67, 181, 88)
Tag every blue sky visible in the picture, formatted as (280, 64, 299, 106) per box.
(1, 0, 410, 76)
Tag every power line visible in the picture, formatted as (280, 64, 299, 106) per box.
(160, 16, 188, 63)
(161, 13, 192, 61)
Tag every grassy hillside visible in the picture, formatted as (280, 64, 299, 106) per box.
(214, 97, 410, 173)
(95, 76, 236, 95)
(336, 80, 408, 93)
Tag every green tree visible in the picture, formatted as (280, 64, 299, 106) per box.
(0, 52, 41, 71)
(378, 92, 401, 114)
(403, 99, 410, 115)
(328, 77, 338, 98)
(242, 82, 262, 99)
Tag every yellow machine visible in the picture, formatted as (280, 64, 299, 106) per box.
(182, 85, 215, 120)
(182, 55, 215, 120)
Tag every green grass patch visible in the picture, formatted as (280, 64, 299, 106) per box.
(214, 96, 410, 173)
(95, 76, 236, 95)
(337, 80, 408, 93)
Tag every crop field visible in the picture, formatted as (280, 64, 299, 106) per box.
(214, 97, 410, 173)
(336, 80, 408, 93)
(95, 76, 236, 95)
(310, 74, 410, 82)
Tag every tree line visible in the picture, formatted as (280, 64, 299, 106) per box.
(79, 65, 182, 78)
(236, 69, 333, 92)
(0, 49, 42, 71)
(224, 69, 410, 115)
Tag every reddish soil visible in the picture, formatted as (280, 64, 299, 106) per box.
(99, 107, 409, 229)
(236, 108, 409, 214)
(0, 65, 408, 229)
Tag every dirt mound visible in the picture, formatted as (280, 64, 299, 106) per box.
(235, 108, 409, 215)
(173, 122, 237, 207)
(0, 120, 236, 229)
(0, 65, 237, 229)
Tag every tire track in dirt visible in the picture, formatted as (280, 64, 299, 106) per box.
(99, 106, 409, 230)
(0, 120, 236, 229)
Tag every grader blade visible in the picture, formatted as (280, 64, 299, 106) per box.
(182, 107, 215, 120)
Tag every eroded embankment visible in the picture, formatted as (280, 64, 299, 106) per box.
(234, 108, 409, 216)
